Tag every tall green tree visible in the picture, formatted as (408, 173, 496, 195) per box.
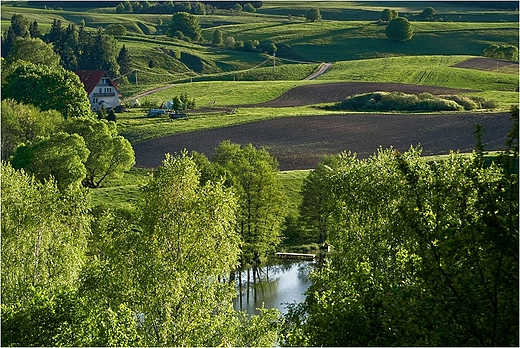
(9, 13, 29, 38)
(29, 20, 41, 38)
(212, 28, 223, 45)
(285, 145, 518, 346)
(11, 132, 90, 191)
(421, 6, 436, 19)
(380, 8, 398, 22)
(117, 44, 132, 76)
(2, 61, 92, 119)
(306, 8, 322, 22)
(299, 154, 345, 243)
(1, 14, 29, 57)
(386, 17, 413, 42)
(167, 12, 202, 41)
(1, 163, 90, 308)
(213, 141, 286, 269)
(1, 99, 64, 161)
(6, 37, 61, 67)
(64, 118, 135, 188)
(136, 152, 242, 346)
(1, 165, 140, 347)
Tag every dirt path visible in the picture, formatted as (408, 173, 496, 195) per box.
(134, 112, 512, 171)
(305, 63, 332, 80)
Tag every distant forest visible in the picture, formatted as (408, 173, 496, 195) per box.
(25, 1, 264, 10)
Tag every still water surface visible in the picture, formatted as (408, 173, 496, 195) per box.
(233, 261, 314, 315)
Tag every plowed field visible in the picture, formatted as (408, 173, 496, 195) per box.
(453, 57, 519, 74)
(134, 112, 512, 170)
(251, 82, 478, 107)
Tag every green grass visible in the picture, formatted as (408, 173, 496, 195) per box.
(278, 170, 309, 217)
(318, 55, 518, 90)
(89, 165, 310, 216)
(118, 105, 342, 143)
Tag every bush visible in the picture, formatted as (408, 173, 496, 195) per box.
(442, 95, 478, 110)
(333, 91, 491, 112)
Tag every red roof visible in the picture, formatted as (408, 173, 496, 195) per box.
(75, 70, 119, 95)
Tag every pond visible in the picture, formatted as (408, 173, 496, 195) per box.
(233, 261, 314, 315)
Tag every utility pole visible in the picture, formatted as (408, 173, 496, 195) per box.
(135, 70, 138, 86)
(273, 53, 276, 72)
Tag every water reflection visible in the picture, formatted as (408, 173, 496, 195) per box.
(233, 261, 314, 315)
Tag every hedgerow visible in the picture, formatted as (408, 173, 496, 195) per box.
(329, 91, 496, 112)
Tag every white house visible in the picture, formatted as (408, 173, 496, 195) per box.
(75, 70, 121, 112)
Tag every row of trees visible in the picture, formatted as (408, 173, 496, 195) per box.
(2, 14, 131, 78)
(3, 101, 518, 346)
(115, 1, 262, 14)
(285, 107, 519, 346)
(2, 43, 135, 188)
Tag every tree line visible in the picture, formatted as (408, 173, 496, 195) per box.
(2, 14, 132, 78)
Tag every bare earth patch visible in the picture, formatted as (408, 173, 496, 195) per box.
(134, 112, 512, 170)
(453, 57, 519, 74)
(133, 82, 512, 170)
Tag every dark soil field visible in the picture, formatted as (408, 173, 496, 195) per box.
(453, 57, 519, 74)
(134, 112, 512, 170)
(251, 82, 478, 107)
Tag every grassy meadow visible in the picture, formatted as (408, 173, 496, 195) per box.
(1, 1, 518, 215)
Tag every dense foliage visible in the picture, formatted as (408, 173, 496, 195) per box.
(385, 17, 413, 42)
(331, 91, 496, 112)
(1, 152, 283, 346)
(167, 12, 202, 41)
(483, 44, 519, 62)
(1, 99, 64, 161)
(380, 8, 398, 22)
(2, 61, 92, 119)
(194, 141, 287, 270)
(64, 118, 135, 188)
(2, 14, 122, 77)
(286, 109, 519, 346)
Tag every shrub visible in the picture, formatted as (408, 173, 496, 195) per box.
(333, 92, 490, 112)
(442, 95, 478, 110)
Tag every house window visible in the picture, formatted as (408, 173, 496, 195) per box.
(92, 97, 98, 103)
(105, 88, 112, 93)
(102, 78, 108, 85)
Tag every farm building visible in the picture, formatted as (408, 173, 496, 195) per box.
(75, 70, 121, 112)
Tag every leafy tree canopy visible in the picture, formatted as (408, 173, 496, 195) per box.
(6, 37, 61, 67)
(212, 141, 286, 268)
(483, 44, 519, 62)
(385, 17, 413, 42)
(167, 12, 202, 41)
(380, 8, 398, 22)
(1, 61, 92, 119)
(64, 118, 135, 188)
(11, 132, 90, 191)
(1, 163, 90, 308)
(287, 141, 518, 346)
(1, 99, 64, 161)
(306, 8, 322, 22)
